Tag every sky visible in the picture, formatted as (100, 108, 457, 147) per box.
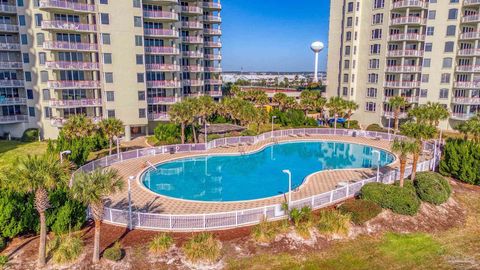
(221, 0, 330, 72)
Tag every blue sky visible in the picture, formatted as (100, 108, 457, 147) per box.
(221, 0, 330, 72)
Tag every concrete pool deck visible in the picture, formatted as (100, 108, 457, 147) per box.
(105, 135, 427, 215)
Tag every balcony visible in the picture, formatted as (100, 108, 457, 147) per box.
(452, 97, 480, 105)
(182, 36, 203, 44)
(387, 50, 424, 57)
(181, 21, 203, 29)
(45, 61, 99, 70)
(0, 80, 24, 87)
(462, 14, 480, 23)
(202, 2, 222, 10)
(204, 28, 222, 36)
(203, 15, 222, 23)
(389, 33, 425, 41)
(0, 4, 16, 13)
(147, 96, 180, 104)
(204, 53, 222, 60)
(182, 51, 204, 58)
(144, 29, 179, 38)
(148, 112, 170, 121)
(204, 67, 222, 72)
(145, 63, 181, 72)
(205, 79, 222, 85)
(144, 46, 179, 55)
(183, 79, 204, 87)
(48, 80, 101, 89)
(465, 0, 480, 6)
(51, 116, 101, 127)
(459, 32, 480, 40)
(0, 62, 22, 69)
(41, 21, 97, 32)
(182, 65, 204, 72)
(451, 113, 476, 120)
(180, 6, 203, 15)
(454, 81, 480, 89)
(385, 65, 422, 73)
(49, 98, 102, 108)
(0, 24, 18, 32)
(206, 90, 222, 97)
(456, 65, 480, 72)
(384, 96, 419, 103)
(204, 41, 222, 48)
(391, 16, 426, 26)
(43, 41, 98, 51)
(39, 0, 96, 13)
(0, 97, 26, 105)
(0, 115, 28, 124)
(0, 42, 20, 51)
(458, 48, 480, 56)
(143, 10, 178, 21)
(384, 81, 421, 88)
(392, 0, 428, 9)
(382, 111, 408, 119)
(146, 80, 181, 88)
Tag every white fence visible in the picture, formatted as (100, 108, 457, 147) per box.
(77, 128, 438, 231)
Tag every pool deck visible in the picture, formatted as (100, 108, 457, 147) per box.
(106, 135, 422, 215)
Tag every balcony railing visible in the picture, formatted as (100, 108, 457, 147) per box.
(148, 112, 170, 121)
(181, 21, 203, 29)
(203, 15, 222, 23)
(43, 41, 98, 51)
(146, 80, 181, 88)
(49, 98, 102, 107)
(147, 96, 180, 104)
(384, 81, 421, 88)
(0, 97, 26, 105)
(145, 64, 181, 71)
(182, 65, 204, 72)
(182, 51, 204, 58)
(456, 65, 480, 72)
(0, 62, 22, 69)
(452, 97, 480, 104)
(204, 28, 222, 35)
(204, 53, 222, 60)
(0, 115, 28, 123)
(387, 50, 424, 57)
(51, 116, 101, 127)
(465, 0, 480, 5)
(205, 79, 223, 85)
(0, 24, 18, 32)
(204, 67, 222, 72)
(143, 10, 178, 21)
(0, 4, 16, 13)
(0, 42, 20, 51)
(462, 14, 480, 23)
(39, 0, 96, 12)
(385, 65, 422, 73)
(458, 48, 480, 56)
(180, 6, 203, 14)
(204, 41, 222, 47)
(454, 81, 480, 88)
(41, 20, 97, 32)
(459, 32, 480, 40)
(451, 113, 476, 120)
(392, 0, 428, 9)
(45, 61, 99, 70)
(202, 2, 222, 9)
(183, 79, 204, 87)
(382, 111, 408, 119)
(144, 46, 179, 55)
(391, 16, 426, 25)
(0, 80, 24, 87)
(389, 33, 425, 41)
(182, 36, 204, 43)
(384, 96, 420, 103)
(144, 29, 179, 38)
(206, 91, 223, 97)
(48, 80, 101, 89)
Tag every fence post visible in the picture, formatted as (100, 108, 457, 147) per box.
(235, 211, 238, 226)
(169, 215, 172, 229)
(137, 212, 141, 227)
(311, 196, 315, 208)
(329, 190, 334, 203)
(203, 214, 206, 229)
(109, 208, 113, 222)
(263, 206, 267, 219)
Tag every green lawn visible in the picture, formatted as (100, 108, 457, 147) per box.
(0, 140, 48, 168)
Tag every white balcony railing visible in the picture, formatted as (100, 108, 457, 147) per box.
(181, 21, 203, 29)
(456, 65, 480, 72)
(452, 97, 480, 104)
(203, 15, 222, 23)
(202, 2, 222, 9)
(204, 28, 222, 35)
(384, 81, 421, 88)
(204, 41, 222, 47)
(0, 4, 17, 13)
(182, 51, 204, 58)
(462, 14, 480, 23)
(145, 64, 181, 72)
(147, 96, 180, 104)
(459, 32, 480, 40)
(148, 112, 170, 121)
(204, 53, 222, 60)
(182, 65, 204, 72)
(183, 79, 204, 87)
(144, 29, 179, 38)
(458, 48, 480, 56)
(385, 65, 422, 73)
(391, 16, 426, 25)
(45, 61, 99, 70)
(182, 36, 204, 43)
(451, 113, 476, 120)
(204, 67, 222, 72)
(43, 41, 98, 51)
(39, 0, 96, 12)
(47, 80, 101, 89)
(0, 42, 20, 51)
(41, 20, 97, 32)
(0, 24, 18, 32)
(387, 50, 424, 57)
(206, 91, 223, 97)
(146, 80, 181, 88)
(180, 6, 202, 14)
(0, 80, 24, 87)
(383, 96, 420, 103)
(0, 115, 28, 123)
(205, 79, 223, 85)
(382, 111, 409, 119)
(0, 62, 22, 69)
(144, 46, 179, 55)
(49, 98, 102, 107)
(0, 97, 26, 105)
(392, 0, 428, 9)
(465, 0, 480, 5)
(143, 10, 178, 20)
(51, 116, 101, 127)
(389, 33, 425, 41)
(454, 81, 480, 88)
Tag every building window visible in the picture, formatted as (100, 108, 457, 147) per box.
(107, 110, 115, 118)
(105, 72, 113, 83)
(135, 35, 143, 46)
(420, 89, 428, 98)
(18, 15, 25, 26)
(366, 88, 377, 98)
(426, 27, 435, 36)
(40, 71, 48, 82)
(44, 107, 52, 118)
(106, 91, 115, 101)
(371, 29, 382, 39)
(137, 73, 144, 83)
(134, 16, 142, 27)
(423, 58, 431, 67)
(444, 42, 455, 53)
(369, 59, 379, 69)
(342, 87, 348, 96)
(442, 58, 453, 68)
(101, 13, 110, 25)
(21, 34, 27, 45)
(102, 33, 111, 45)
(34, 14, 43, 27)
(139, 108, 146, 118)
(373, 0, 384, 9)
(103, 53, 112, 64)
(133, 0, 141, 7)
(370, 44, 381, 54)
(42, 89, 50, 101)
(424, 43, 432, 52)
(28, 107, 35, 117)
(22, 53, 29, 63)
(440, 73, 451, 83)
(138, 91, 145, 100)
(421, 74, 429, 83)
(24, 72, 31, 82)
(136, 54, 143, 65)
(448, 9, 458, 20)
(27, 89, 33, 99)
(446, 25, 456, 36)
(428, 10, 436, 20)
(365, 102, 376, 112)
(439, 89, 449, 99)
(100, 0, 108, 4)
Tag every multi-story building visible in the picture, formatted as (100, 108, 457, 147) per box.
(0, 0, 222, 140)
(327, 0, 480, 130)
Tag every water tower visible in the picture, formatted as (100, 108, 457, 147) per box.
(310, 41, 324, 83)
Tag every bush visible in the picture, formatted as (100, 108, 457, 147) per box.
(338, 200, 382, 225)
(0, 237, 5, 252)
(240, 129, 257, 136)
(103, 242, 123, 262)
(0, 189, 37, 238)
(21, 128, 39, 142)
(252, 219, 289, 244)
(366, 124, 387, 133)
(154, 123, 181, 145)
(440, 139, 480, 185)
(0, 255, 7, 269)
(49, 235, 83, 264)
(183, 233, 221, 263)
(360, 183, 420, 216)
(342, 120, 360, 130)
(316, 210, 351, 237)
(414, 172, 451, 205)
(47, 188, 87, 235)
(149, 233, 173, 254)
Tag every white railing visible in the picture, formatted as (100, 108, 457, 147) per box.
(78, 128, 438, 231)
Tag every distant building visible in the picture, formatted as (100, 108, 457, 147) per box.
(223, 72, 327, 87)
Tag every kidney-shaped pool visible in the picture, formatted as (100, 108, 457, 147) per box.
(141, 141, 395, 202)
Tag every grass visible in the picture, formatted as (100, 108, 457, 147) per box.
(316, 210, 351, 237)
(252, 219, 289, 244)
(0, 140, 48, 168)
(183, 233, 221, 263)
(47, 234, 83, 264)
(149, 233, 174, 254)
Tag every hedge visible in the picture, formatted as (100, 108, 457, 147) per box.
(338, 200, 382, 225)
(414, 172, 451, 205)
(360, 183, 420, 216)
(439, 139, 480, 185)
(103, 242, 123, 261)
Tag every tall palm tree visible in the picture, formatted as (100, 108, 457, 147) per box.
(424, 102, 450, 128)
(401, 122, 437, 181)
(168, 101, 193, 144)
(388, 96, 408, 134)
(300, 90, 319, 116)
(72, 168, 124, 263)
(407, 106, 429, 125)
(454, 122, 471, 140)
(9, 154, 69, 267)
(326, 97, 346, 130)
(392, 138, 418, 187)
(272, 92, 289, 111)
(62, 114, 96, 140)
(344, 100, 359, 128)
(98, 118, 124, 155)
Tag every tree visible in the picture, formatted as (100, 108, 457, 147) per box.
(388, 96, 409, 134)
(71, 168, 124, 263)
(168, 100, 194, 144)
(272, 92, 289, 111)
(424, 102, 450, 128)
(326, 97, 346, 130)
(98, 118, 124, 155)
(392, 138, 418, 187)
(300, 90, 326, 117)
(401, 122, 437, 181)
(9, 154, 69, 267)
(344, 100, 359, 129)
(408, 106, 429, 125)
(61, 115, 96, 140)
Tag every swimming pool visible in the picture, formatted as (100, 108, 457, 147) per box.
(141, 141, 395, 202)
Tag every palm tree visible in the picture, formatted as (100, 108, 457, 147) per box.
(10, 154, 69, 267)
(454, 122, 471, 140)
(407, 106, 429, 124)
(99, 118, 124, 155)
(344, 100, 359, 128)
(326, 97, 346, 130)
(168, 101, 193, 144)
(272, 92, 289, 111)
(62, 114, 95, 140)
(392, 138, 418, 187)
(388, 96, 408, 134)
(424, 102, 450, 128)
(401, 122, 437, 181)
(72, 168, 124, 263)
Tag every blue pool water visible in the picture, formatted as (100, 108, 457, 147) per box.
(142, 141, 395, 202)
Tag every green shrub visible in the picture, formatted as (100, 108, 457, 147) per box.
(316, 210, 351, 237)
(366, 124, 387, 133)
(183, 233, 221, 263)
(360, 183, 420, 216)
(414, 172, 451, 205)
(49, 235, 83, 264)
(207, 134, 222, 142)
(252, 219, 289, 243)
(343, 120, 360, 130)
(149, 233, 173, 254)
(0, 255, 8, 269)
(47, 188, 87, 235)
(240, 129, 257, 136)
(103, 242, 123, 262)
(439, 139, 480, 185)
(0, 236, 5, 252)
(338, 200, 382, 225)
(21, 128, 39, 142)
(0, 189, 37, 238)
(154, 123, 181, 145)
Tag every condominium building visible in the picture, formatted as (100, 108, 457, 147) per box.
(327, 0, 480, 130)
(0, 0, 222, 140)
